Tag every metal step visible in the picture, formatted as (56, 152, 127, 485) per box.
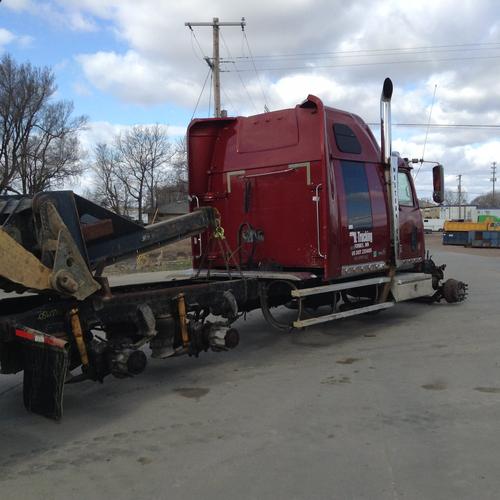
(293, 301, 394, 328)
(291, 276, 391, 298)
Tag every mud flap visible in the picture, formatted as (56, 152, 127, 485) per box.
(21, 338, 69, 420)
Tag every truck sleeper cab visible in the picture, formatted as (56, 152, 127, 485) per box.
(188, 95, 424, 281)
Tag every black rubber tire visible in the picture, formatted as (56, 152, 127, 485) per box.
(442, 279, 467, 303)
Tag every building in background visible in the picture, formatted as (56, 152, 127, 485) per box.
(421, 205, 478, 232)
(421, 205, 477, 220)
(146, 182, 189, 223)
(147, 199, 189, 223)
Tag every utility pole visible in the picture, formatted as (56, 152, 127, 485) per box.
(457, 174, 462, 219)
(185, 17, 246, 118)
(491, 161, 497, 205)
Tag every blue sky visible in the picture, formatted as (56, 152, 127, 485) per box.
(1, 0, 500, 199)
(2, 4, 193, 126)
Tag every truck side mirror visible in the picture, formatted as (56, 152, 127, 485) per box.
(432, 164, 444, 204)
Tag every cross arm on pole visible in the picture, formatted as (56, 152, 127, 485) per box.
(184, 18, 246, 118)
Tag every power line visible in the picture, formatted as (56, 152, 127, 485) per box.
(219, 31, 240, 113)
(187, 26, 208, 60)
(417, 190, 493, 196)
(367, 123, 500, 130)
(190, 67, 211, 120)
(221, 87, 238, 115)
(185, 17, 245, 117)
(222, 54, 500, 72)
(187, 23, 226, 119)
(219, 30, 259, 114)
(491, 162, 497, 199)
(242, 29, 270, 112)
(229, 41, 500, 60)
(227, 45, 500, 63)
(415, 84, 437, 180)
(208, 70, 212, 117)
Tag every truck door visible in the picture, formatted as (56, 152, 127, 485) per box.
(398, 169, 424, 262)
(338, 160, 389, 274)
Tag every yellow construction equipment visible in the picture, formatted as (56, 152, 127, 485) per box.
(443, 221, 500, 232)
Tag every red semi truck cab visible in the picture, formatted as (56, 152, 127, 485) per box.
(188, 94, 424, 281)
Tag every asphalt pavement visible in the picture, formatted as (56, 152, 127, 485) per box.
(1, 240, 500, 500)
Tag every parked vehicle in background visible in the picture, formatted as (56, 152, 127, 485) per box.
(423, 218, 445, 233)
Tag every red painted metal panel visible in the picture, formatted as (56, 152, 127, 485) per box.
(188, 96, 423, 280)
(398, 166, 425, 261)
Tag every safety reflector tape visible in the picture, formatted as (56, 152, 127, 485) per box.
(15, 328, 67, 349)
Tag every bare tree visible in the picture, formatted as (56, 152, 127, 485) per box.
(444, 189, 468, 206)
(0, 54, 86, 195)
(19, 101, 86, 193)
(0, 54, 54, 192)
(92, 143, 130, 215)
(471, 191, 500, 209)
(115, 124, 172, 221)
(169, 136, 188, 186)
(418, 197, 435, 208)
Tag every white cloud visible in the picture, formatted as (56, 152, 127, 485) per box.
(3, 0, 98, 32)
(16, 35, 34, 47)
(68, 11, 98, 32)
(2, 0, 33, 11)
(76, 50, 200, 106)
(7, 0, 500, 198)
(79, 121, 186, 155)
(72, 81, 93, 97)
(0, 28, 16, 48)
(394, 137, 500, 199)
(0, 27, 34, 51)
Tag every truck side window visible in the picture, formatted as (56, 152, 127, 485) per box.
(398, 171, 414, 206)
(341, 161, 373, 230)
(333, 123, 362, 154)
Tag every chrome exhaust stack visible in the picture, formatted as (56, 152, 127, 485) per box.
(380, 77, 393, 165)
(380, 77, 400, 268)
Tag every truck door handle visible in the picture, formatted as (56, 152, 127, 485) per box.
(314, 184, 326, 259)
